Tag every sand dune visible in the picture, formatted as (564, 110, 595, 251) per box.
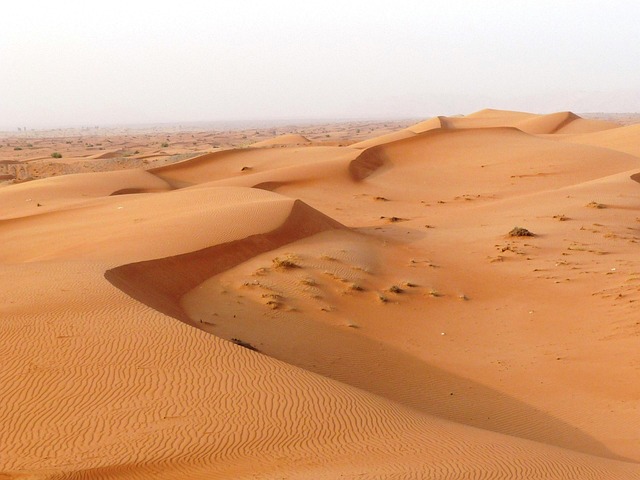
(1, 109, 640, 479)
(87, 149, 127, 160)
(466, 108, 619, 133)
(0, 169, 172, 220)
(0, 187, 301, 264)
(551, 122, 640, 157)
(150, 146, 360, 189)
(105, 199, 344, 321)
(250, 133, 311, 147)
(351, 108, 618, 149)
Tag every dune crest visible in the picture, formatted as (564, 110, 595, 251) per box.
(251, 133, 311, 147)
(104, 199, 344, 322)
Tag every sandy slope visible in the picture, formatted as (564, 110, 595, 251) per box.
(1, 109, 640, 479)
(549, 123, 640, 157)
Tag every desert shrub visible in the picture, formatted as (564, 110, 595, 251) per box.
(51, 152, 62, 158)
(586, 201, 606, 209)
(272, 256, 299, 270)
(508, 226, 534, 237)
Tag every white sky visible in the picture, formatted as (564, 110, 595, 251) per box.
(1, 0, 639, 128)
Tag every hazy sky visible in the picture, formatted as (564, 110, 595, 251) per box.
(2, 1, 639, 128)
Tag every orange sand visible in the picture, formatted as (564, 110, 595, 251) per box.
(1, 110, 640, 479)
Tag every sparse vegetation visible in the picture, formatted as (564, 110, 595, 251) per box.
(13, 147, 22, 151)
(51, 152, 62, 158)
(509, 226, 534, 237)
(265, 300, 282, 310)
(272, 256, 300, 270)
(300, 277, 317, 286)
(161, 142, 169, 148)
(586, 201, 606, 209)
(380, 216, 407, 222)
(388, 285, 404, 294)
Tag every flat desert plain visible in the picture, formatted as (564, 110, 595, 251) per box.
(1, 109, 640, 479)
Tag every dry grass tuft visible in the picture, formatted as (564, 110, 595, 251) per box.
(509, 226, 534, 237)
(586, 201, 606, 209)
(272, 256, 300, 270)
(377, 293, 389, 303)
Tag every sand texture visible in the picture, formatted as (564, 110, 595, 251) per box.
(1, 109, 640, 479)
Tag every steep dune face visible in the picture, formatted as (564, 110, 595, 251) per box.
(105, 200, 344, 322)
(351, 109, 617, 150)
(2, 109, 640, 479)
(150, 145, 360, 188)
(345, 126, 640, 202)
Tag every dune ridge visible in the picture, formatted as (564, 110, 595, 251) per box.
(104, 199, 344, 322)
(250, 133, 311, 147)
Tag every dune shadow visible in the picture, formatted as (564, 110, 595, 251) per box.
(220, 312, 629, 462)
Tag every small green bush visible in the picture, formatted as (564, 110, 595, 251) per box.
(51, 152, 62, 158)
